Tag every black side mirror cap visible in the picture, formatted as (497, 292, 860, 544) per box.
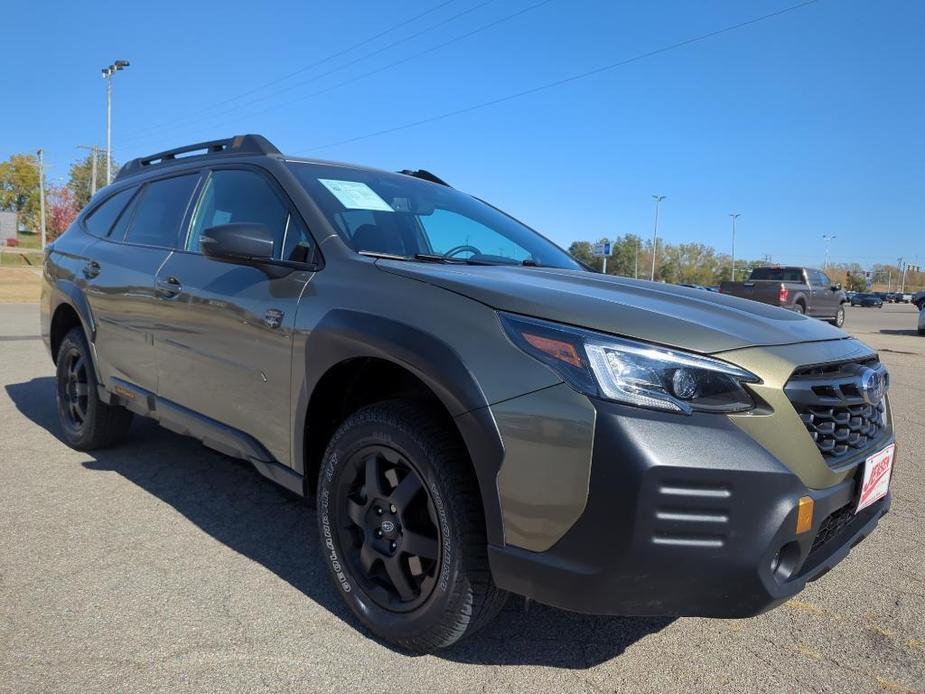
(201, 223, 275, 261)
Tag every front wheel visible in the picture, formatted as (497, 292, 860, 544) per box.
(829, 306, 846, 328)
(316, 401, 507, 652)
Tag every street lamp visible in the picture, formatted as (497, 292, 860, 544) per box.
(101, 59, 130, 185)
(650, 195, 666, 281)
(729, 213, 741, 281)
(822, 234, 836, 269)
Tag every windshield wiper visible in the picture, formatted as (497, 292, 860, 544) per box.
(359, 250, 411, 261)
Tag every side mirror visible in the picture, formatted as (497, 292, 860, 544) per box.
(200, 223, 274, 262)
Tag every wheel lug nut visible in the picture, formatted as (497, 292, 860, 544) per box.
(389, 504, 397, 513)
(390, 541, 396, 551)
(375, 506, 383, 515)
(376, 529, 383, 538)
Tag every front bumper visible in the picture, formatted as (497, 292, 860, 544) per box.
(488, 397, 892, 617)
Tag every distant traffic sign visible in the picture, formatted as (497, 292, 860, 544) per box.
(592, 241, 612, 257)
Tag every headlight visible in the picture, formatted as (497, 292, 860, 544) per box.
(500, 313, 760, 414)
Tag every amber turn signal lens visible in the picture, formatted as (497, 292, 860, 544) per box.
(796, 496, 814, 534)
(523, 333, 584, 368)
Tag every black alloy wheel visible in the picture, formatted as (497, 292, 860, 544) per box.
(317, 401, 508, 652)
(55, 327, 133, 450)
(335, 445, 442, 612)
(58, 345, 90, 434)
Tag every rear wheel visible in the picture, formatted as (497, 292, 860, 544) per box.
(55, 327, 133, 450)
(793, 303, 805, 315)
(829, 305, 845, 328)
(316, 401, 507, 652)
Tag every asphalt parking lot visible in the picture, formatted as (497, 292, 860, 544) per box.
(1, 302, 923, 693)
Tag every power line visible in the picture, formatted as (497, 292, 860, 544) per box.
(295, 0, 821, 153)
(121, 0, 497, 144)
(122, 0, 457, 141)
(155, 0, 558, 144)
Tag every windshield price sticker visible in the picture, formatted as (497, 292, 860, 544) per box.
(318, 179, 393, 212)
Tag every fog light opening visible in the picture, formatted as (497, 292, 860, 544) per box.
(771, 541, 801, 583)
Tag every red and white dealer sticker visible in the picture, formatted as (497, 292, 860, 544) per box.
(856, 443, 895, 513)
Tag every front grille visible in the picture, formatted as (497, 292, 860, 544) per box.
(784, 357, 889, 468)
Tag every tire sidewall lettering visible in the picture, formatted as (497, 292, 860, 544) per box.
(320, 453, 352, 594)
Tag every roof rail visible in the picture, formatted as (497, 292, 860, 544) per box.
(397, 169, 450, 187)
(115, 134, 280, 181)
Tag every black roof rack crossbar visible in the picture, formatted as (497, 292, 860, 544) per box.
(116, 134, 280, 181)
(397, 169, 450, 187)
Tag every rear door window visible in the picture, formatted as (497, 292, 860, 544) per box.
(122, 174, 200, 248)
(84, 187, 136, 237)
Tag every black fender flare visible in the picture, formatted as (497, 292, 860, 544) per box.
(53, 279, 97, 342)
(48, 281, 105, 384)
(294, 309, 506, 545)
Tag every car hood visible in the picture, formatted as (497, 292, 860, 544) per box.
(376, 261, 847, 354)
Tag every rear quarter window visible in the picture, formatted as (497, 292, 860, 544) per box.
(83, 188, 136, 237)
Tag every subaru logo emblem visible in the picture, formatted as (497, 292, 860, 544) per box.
(381, 520, 395, 533)
(859, 367, 885, 405)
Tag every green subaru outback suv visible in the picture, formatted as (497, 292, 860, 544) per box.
(41, 135, 895, 652)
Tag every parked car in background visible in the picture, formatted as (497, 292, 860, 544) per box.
(719, 266, 847, 327)
(851, 293, 883, 308)
(914, 291, 925, 310)
(901, 293, 913, 304)
(919, 306, 925, 335)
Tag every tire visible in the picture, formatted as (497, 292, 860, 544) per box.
(55, 327, 133, 450)
(316, 400, 507, 653)
(919, 328, 925, 336)
(793, 303, 805, 315)
(829, 306, 845, 328)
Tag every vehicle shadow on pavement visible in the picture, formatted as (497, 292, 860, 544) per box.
(879, 328, 921, 336)
(5, 376, 672, 669)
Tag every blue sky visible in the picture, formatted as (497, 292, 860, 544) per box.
(2, 0, 922, 267)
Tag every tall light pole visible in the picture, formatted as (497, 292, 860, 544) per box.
(729, 213, 741, 281)
(650, 195, 666, 281)
(101, 59, 130, 185)
(822, 234, 836, 269)
(37, 149, 46, 248)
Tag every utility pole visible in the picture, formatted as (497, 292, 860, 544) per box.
(634, 236, 640, 279)
(729, 213, 741, 281)
(37, 149, 47, 248)
(650, 195, 666, 281)
(822, 234, 836, 269)
(76, 145, 100, 197)
(899, 258, 907, 294)
(101, 60, 130, 185)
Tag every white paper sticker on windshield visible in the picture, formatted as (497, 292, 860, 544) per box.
(318, 179, 393, 212)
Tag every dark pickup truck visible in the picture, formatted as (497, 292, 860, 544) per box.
(720, 266, 847, 327)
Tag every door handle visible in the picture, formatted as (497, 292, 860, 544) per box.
(82, 261, 101, 279)
(155, 276, 183, 299)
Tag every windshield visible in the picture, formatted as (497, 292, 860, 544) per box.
(287, 162, 581, 269)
